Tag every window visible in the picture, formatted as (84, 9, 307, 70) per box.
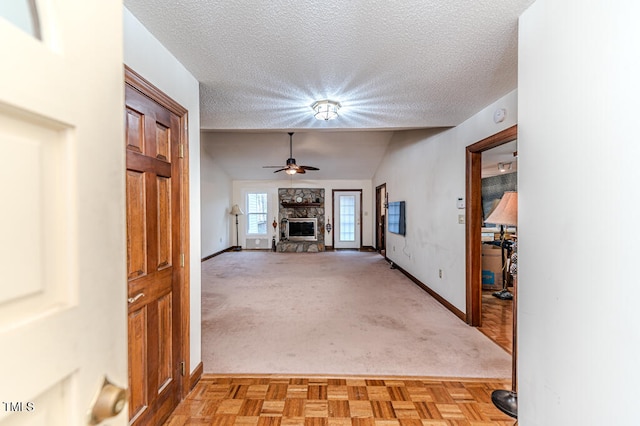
(0, 1, 42, 39)
(246, 193, 268, 235)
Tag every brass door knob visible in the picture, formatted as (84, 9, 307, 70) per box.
(89, 377, 127, 424)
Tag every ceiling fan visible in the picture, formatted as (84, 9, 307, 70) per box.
(263, 132, 319, 175)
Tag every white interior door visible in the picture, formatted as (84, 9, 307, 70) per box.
(334, 191, 361, 249)
(0, 2, 127, 425)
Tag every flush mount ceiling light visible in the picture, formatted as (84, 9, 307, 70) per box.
(312, 99, 341, 121)
(498, 162, 513, 173)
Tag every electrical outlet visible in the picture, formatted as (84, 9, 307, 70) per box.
(439, 269, 443, 279)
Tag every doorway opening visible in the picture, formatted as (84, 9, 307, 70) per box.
(476, 140, 517, 353)
(375, 183, 387, 257)
(465, 125, 517, 327)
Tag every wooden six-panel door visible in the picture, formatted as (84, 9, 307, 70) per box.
(125, 82, 183, 425)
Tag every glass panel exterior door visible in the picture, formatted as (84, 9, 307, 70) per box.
(334, 191, 361, 249)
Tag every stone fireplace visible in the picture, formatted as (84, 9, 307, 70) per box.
(277, 188, 325, 252)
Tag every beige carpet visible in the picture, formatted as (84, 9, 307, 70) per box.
(201, 251, 511, 378)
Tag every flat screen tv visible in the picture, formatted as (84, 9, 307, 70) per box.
(388, 201, 406, 235)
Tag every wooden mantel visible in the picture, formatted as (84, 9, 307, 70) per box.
(281, 202, 322, 208)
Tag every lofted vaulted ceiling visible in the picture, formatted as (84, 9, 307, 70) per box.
(201, 130, 396, 180)
(124, 0, 533, 180)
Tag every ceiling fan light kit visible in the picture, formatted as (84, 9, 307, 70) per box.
(312, 99, 341, 120)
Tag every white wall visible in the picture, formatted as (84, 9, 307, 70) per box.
(518, 1, 640, 425)
(201, 142, 233, 256)
(232, 179, 374, 248)
(123, 8, 202, 374)
(374, 90, 518, 312)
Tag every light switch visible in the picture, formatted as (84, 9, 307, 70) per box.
(458, 214, 465, 224)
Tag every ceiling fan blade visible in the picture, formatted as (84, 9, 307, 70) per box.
(272, 168, 287, 173)
(295, 168, 306, 174)
(299, 165, 319, 171)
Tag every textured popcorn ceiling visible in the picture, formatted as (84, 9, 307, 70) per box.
(124, 0, 532, 179)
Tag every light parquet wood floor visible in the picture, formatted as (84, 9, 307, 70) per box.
(164, 376, 517, 426)
(477, 291, 513, 354)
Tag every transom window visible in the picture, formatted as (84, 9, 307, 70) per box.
(246, 193, 268, 235)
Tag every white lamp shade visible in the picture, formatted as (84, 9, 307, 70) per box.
(485, 191, 517, 226)
(230, 204, 244, 216)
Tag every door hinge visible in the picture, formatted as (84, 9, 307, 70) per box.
(179, 143, 185, 158)
(180, 361, 186, 376)
(180, 253, 185, 267)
